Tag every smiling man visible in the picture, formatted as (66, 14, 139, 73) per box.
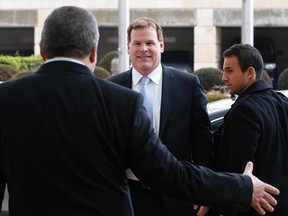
(108, 17, 213, 216)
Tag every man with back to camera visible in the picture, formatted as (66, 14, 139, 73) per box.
(108, 16, 213, 216)
(0, 6, 279, 216)
(212, 43, 287, 215)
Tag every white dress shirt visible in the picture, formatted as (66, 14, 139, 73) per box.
(132, 64, 163, 135)
(127, 64, 163, 181)
(45, 57, 85, 66)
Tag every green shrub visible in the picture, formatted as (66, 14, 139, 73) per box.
(194, 67, 224, 91)
(262, 70, 272, 86)
(0, 64, 20, 81)
(19, 55, 43, 71)
(211, 85, 228, 94)
(97, 50, 118, 73)
(11, 70, 34, 80)
(0, 55, 43, 71)
(0, 55, 21, 69)
(278, 68, 288, 90)
(206, 92, 229, 102)
(93, 66, 111, 79)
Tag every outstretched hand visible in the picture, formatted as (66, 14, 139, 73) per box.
(243, 161, 280, 215)
(193, 205, 209, 216)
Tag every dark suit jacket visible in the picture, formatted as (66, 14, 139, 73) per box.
(213, 80, 288, 215)
(108, 64, 212, 214)
(0, 61, 252, 216)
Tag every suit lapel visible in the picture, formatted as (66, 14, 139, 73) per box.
(159, 66, 176, 137)
(118, 67, 176, 138)
(118, 70, 133, 89)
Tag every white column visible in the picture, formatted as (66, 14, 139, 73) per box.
(194, 9, 221, 70)
(242, 0, 254, 45)
(118, 0, 130, 72)
(34, 9, 52, 55)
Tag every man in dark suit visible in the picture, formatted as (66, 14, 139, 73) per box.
(212, 44, 288, 215)
(0, 6, 279, 216)
(108, 17, 212, 216)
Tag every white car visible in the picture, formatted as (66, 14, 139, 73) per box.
(207, 90, 288, 131)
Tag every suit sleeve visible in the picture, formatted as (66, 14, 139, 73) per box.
(190, 76, 213, 167)
(126, 94, 253, 207)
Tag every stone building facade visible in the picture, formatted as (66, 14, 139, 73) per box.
(1, 0, 288, 72)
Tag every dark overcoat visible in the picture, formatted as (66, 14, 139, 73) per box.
(213, 80, 288, 215)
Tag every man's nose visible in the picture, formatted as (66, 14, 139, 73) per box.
(140, 44, 148, 52)
(222, 72, 227, 81)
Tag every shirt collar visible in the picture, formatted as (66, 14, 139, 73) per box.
(45, 57, 85, 66)
(132, 64, 162, 87)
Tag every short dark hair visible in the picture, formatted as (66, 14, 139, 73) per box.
(223, 44, 264, 80)
(40, 6, 99, 59)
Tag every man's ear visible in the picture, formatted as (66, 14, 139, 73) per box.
(247, 67, 256, 80)
(39, 43, 47, 61)
(127, 42, 131, 54)
(89, 43, 97, 64)
(160, 41, 164, 53)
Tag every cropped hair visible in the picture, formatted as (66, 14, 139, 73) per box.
(223, 44, 264, 80)
(40, 6, 99, 59)
(127, 17, 163, 43)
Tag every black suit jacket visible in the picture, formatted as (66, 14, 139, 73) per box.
(108, 64, 212, 164)
(108, 64, 213, 214)
(0, 61, 252, 216)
